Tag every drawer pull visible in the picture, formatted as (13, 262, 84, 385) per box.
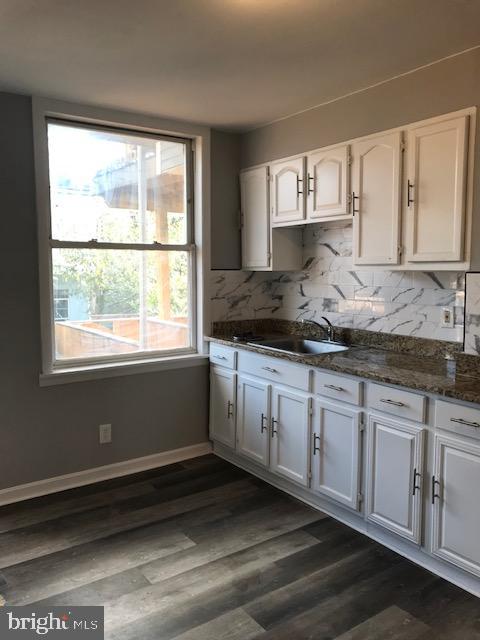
(260, 413, 268, 434)
(450, 417, 480, 429)
(227, 400, 234, 419)
(380, 398, 405, 407)
(262, 366, 279, 374)
(214, 355, 228, 361)
(271, 417, 278, 437)
(324, 384, 345, 392)
(312, 433, 321, 455)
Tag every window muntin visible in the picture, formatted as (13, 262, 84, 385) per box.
(46, 120, 194, 366)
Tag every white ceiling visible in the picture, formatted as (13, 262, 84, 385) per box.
(0, 0, 479, 131)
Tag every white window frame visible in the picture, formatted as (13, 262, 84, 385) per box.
(33, 98, 210, 385)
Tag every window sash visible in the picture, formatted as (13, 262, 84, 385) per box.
(44, 119, 196, 370)
(46, 117, 194, 246)
(49, 245, 197, 368)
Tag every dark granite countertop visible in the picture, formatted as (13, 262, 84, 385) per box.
(208, 330, 480, 405)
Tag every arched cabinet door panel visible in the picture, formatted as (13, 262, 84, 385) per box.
(405, 115, 468, 263)
(307, 145, 350, 220)
(270, 157, 306, 226)
(352, 132, 402, 266)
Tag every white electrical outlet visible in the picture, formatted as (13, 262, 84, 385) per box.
(441, 307, 454, 328)
(99, 423, 112, 444)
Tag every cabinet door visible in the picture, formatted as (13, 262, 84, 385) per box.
(311, 399, 362, 510)
(366, 414, 425, 543)
(271, 157, 306, 225)
(236, 374, 270, 467)
(352, 132, 402, 265)
(307, 145, 350, 220)
(240, 166, 271, 270)
(406, 116, 468, 263)
(270, 386, 310, 486)
(209, 368, 236, 448)
(432, 433, 480, 577)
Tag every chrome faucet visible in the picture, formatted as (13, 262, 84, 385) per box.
(301, 317, 335, 342)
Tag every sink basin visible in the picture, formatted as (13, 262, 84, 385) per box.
(248, 336, 348, 355)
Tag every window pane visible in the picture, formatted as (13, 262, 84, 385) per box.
(52, 249, 191, 361)
(48, 123, 187, 244)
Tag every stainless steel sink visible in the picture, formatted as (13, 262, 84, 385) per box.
(248, 336, 348, 355)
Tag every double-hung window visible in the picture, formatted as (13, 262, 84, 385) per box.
(43, 119, 195, 369)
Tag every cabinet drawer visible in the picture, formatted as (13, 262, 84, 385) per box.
(313, 371, 362, 405)
(237, 351, 310, 391)
(209, 343, 237, 369)
(368, 383, 426, 422)
(436, 399, 480, 440)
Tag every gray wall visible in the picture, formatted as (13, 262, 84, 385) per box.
(241, 47, 480, 166)
(0, 91, 208, 491)
(210, 129, 241, 270)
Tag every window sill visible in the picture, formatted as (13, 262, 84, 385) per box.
(39, 353, 209, 387)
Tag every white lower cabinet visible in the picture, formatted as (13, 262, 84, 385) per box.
(209, 368, 236, 448)
(366, 414, 425, 544)
(236, 374, 270, 467)
(209, 345, 480, 591)
(311, 399, 363, 510)
(432, 433, 480, 577)
(270, 386, 311, 486)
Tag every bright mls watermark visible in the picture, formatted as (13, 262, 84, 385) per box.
(0, 607, 104, 638)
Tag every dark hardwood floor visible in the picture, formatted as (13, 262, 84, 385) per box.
(0, 454, 479, 639)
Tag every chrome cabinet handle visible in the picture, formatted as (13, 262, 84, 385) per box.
(450, 417, 480, 428)
(271, 417, 278, 437)
(324, 384, 345, 392)
(407, 179, 414, 207)
(307, 173, 314, 195)
(312, 433, 320, 455)
(380, 398, 405, 407)
(227, 400, 234, 419)
(214, 355, 227, 361)
(412, 468, 421, 496)
(261, 413, 268, 434)
(351, 191, 359, 215)
(262, 366, 279, 374)
(432, 475, 441, 504)
(297, 175, 303, 196)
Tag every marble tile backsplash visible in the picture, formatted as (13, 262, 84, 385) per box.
(465, 273, 480, 355)
(210, 223, 465, 343)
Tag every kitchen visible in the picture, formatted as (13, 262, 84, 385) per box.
(1, 2, 480, 638)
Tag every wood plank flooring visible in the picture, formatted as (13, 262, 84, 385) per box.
(0, 454, 478, 639)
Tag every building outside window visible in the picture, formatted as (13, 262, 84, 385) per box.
(53, 288, 69, 321)
(43, 120, 195, 367)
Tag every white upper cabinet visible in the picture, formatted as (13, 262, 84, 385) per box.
(432, 433, 480, 577)
(270, 156, 306, 226)
(405, 115, 468, 263)
(306, 144, 350, 221)
(240, 166, 270, 269)
(270, 387, 311, 486)
(366, 414, 425, 544)
(352, 131, 402, 266)
(209, 368, 236, 449)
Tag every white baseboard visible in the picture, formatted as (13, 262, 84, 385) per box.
(0, 442, 212, 507)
